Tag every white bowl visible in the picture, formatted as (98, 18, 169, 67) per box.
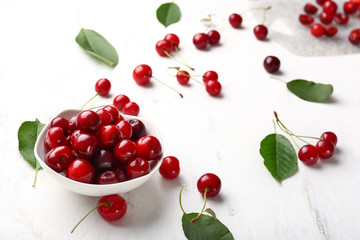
(34, 109, 163, 197)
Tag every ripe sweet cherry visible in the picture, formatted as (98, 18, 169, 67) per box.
(97, 170, 120, 184)
(97, 125, 123, 148)
(45, 127, 68, 148)
(319, 11, 334, 24)
(298, 145, 319, 165)
(344, 1, 359, 14)
(324, 25, 338, 37)
(205, 80, 222, 96)
(253, 24, 268, 40)
(311, 23, 325, 37)
(116, 120, 133, 139)
(197, 173, 221, 197)
(263, 56, 281, 73)
(229, 13, 242, 28)
(136, 136, 162, 160)
(128, 119, 146, 141)
(316, 140, 335, 159)
(122, 102, 140, 116)
(95, 78, 111, 96)
(348, 28, 360, 45)
(193, 33, 209, 49)
(320, 131, 338, 146)
(334, 13, 349, 25)
(203, 70, 218, 83)
(155, 39, 172, 57)
(70, 132, 98, 159)
(316, 0, 327, 5)
(45, 146, 74, 172)
(323, 0, 338, 14)
(304, 3, 318, 14)
(76, 110, 101, 133)
(113, 94, 130, 112)
(207, 30, 221, 45)
(66, 158, 95, 184)
(126, 157, 150, 179)
(92, 148, 117, 171)
(114, 139, 137, 163)
(176, 70, 190, 85)
(50, 117, 70, 136)
(164, 33, 180, 51)
(299, 14, 315, 25)
(159, 156, 180, 179)
(103, 106, 121, 124)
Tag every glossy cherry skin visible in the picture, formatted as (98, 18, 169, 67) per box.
(320, 131, 338, 146)
(136, 136, 162, 160)
(97, 194, 127, 222)
(122, 102, 140, 116)
(95, 78, 111, 96)
(96, 108, 113, 127)
(164, 33, 180, 51)
(207, 30, 220, 45)
(97, 125, 123, 149)
(206, 80, 222, 96)
(304, 3, 318, 14)
(103, 106, 120, 124)
(299, 14, 314, 25)
(113, 163, 130, 182)
(114, 139, 137, 163)
(197, 173, 221, 197)
(176, 70, 190, 85)
(323, 0, 337, 14)
(97, 170, 120, 184)
(229, 13, 242, 28)
(159, 156, 180, 179)
(45, 145, 73, 172)
(193, 33, 208, 50)
(324, 25, 338, 37)
(113, 94, 130, 112)
(317, 0, 327, 5)
(334, 13, 349, 25)
(155, 39, 172, 57)
(116, 120, 133, 140)
(298, 145, 319, 165)
(76, 110, 101, 133)
(66, 158, 95, 183)
(133, 64, 152, 86)
(50, 117, 70, 136)
(311, 24, 325, 37)
(92, 148, 116, 171)
(263, 56, 281, 73)
(128, 119, 146, 141)
(344, 1, 359, 14)
(319, 11, 334, 24)
(316, 140, 335, 159)
(203, 70, 218, 84)
(45, 127, 68, 149)
(70, 132, 98, 159)
(348, 29, 360, 45)
(68, 116, 77, 133)
(126, 157, 150, 179)
(253, 25, 268, 40)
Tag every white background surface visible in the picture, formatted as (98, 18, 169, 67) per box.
(1, 0, 360, 239)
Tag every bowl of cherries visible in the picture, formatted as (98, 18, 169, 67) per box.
(34, 107, 163, 197)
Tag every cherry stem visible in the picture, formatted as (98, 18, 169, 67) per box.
(151, 75, 183, 98)
(81, 92, 100, 109)
(32, 168, 39, 188)
(164, 50, 195, 71)
(71, 202, 109, 233)
(197, 188, 209, 218)
(169, 67, 205, 86)
(269, 76, 286, 84)
(179, 186, 187, 214)
(262, 6, 271, 24)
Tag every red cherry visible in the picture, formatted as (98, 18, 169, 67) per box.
(122, 102, 140, 116)
(320, 132, 338, 146)
(304, 3, 318, 14)
(193, 33, 208, 49)
(348, 28, 360, 45)
(45, 145, 73, 172)
(207, 30, 221, 45)
(319, 11, 334, 24)
(164, 33, 180, 51)
(136, 136, 162, 161)
(97, 125, 123, 149)
(299, 14, 315, 25)
(205, 80, 222, 96)
(334, 13, 349, 24)
(96, 108, 113, 127)
(311, 23, 325, 37)
(103, 106, 121, 124)
(176, 70, 190, 85)
(114, 139, 137, 163)
(113, 94, 130, 112)
(45, 127, 68, 149)
(70, 132, 98, 159)
(92, 148, 116, 171)
(97, 170, 120, 184)
(316, 0, 327, 5)
(126, 157, 150, 179)
(66, 158, 95, 183)
(253, 24, 268, 40)
(323, 0, 338, 14)
(50, 117, 70, 136)
(229, 13, 242, 28)
(113, 164, 130, 182)
(159, 156, 180, 179)
(298, 145, 319, 165)
(324, 25, 338, 37)
(155, 39, 172, 57)
(116, 120, 133, 139)
(197, 173, 221, 197)
(316, 140, 335, 159)
(128, 119, 146, 141)
(133, 64, 152, 86)
(97, 194, 127, 222)
(344, 1, 359, 14)
(202, 70, 218, 84)
(68, 116, 77, 133)
(95, 78, 111, 96)
(76, 110, 101, 133)
(263, 56, 281, 73)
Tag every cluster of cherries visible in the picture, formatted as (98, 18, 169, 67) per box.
(192, 30, 221, 50)
(299, 0, 360, 43)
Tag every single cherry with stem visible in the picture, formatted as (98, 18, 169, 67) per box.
(133, 64, 183, 98)
(71, 194, 127, 233)
(253, 6, 271, 40)
(169, 67, 204, 86)
(82, 78, 111, 109)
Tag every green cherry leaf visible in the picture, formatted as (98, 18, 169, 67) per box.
(156, 2, 181, 27)
(75, 28, 119, 67)
(259, 133, 298, 182)
(182, 212, 234, 240)
(18, 119, 45, 169)
(286, 79, 333, 102)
